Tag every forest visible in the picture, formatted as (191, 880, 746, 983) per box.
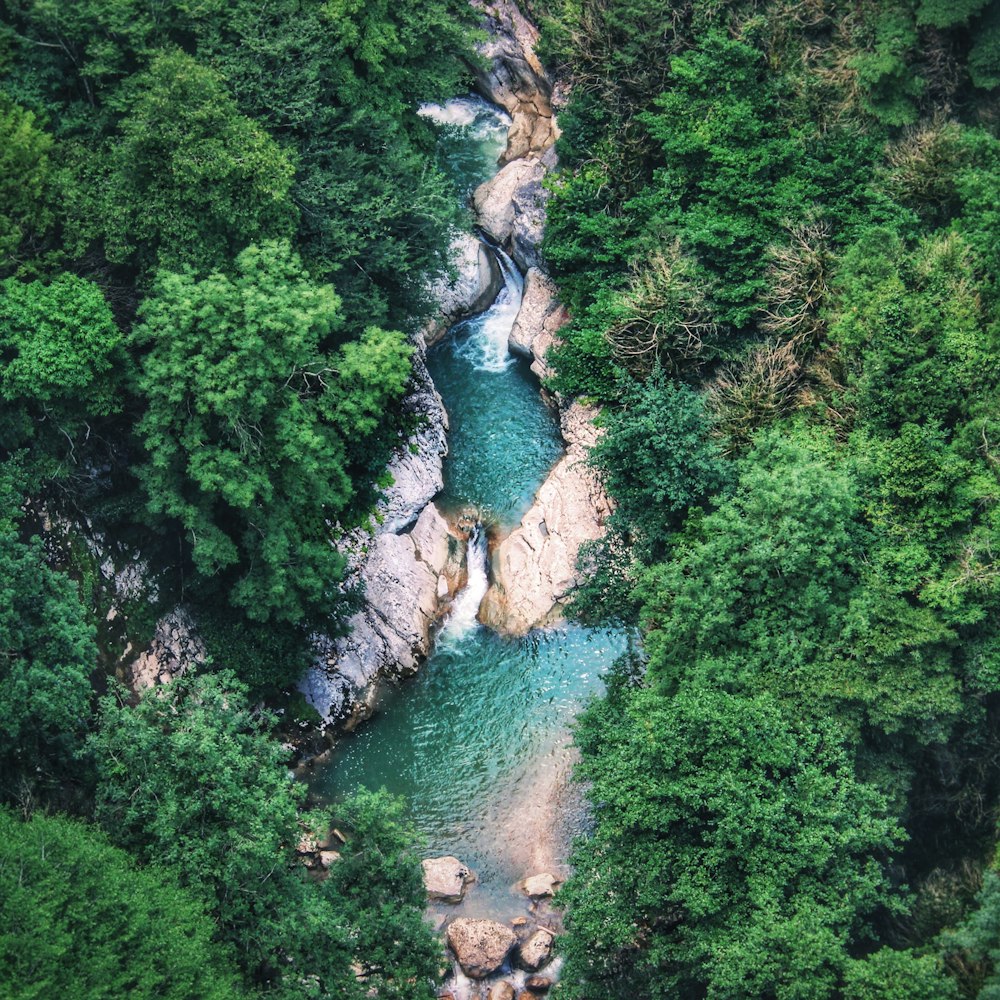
(531, 0, 1000, 996)
(0, 1, 480, 996)
(2, 0, 1000, 997)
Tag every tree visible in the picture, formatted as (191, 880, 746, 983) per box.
(131, 241, 412, 623)
(559, 685, 902, 999)
(0, 93, 53, 269)
(89, 671, 440, 997)
(0, 273, 125, 456)
(102, 49, 296, 275)
(0, 466, 95, 801)
(0, 808, 243, 1000)
(326, 788, 444, 1000)
(590, 374, 727, 553)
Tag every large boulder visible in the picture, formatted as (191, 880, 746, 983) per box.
(425, 231, 503, 346)
(446, 918, 518, 979)
(472, 152, 553, 272)
(520, 872, 563, 900)
(488, 983, 516, 1000)
(422, 856, 475, 903)
(480, 402, 611, 636)
(517, 929, 554, 971)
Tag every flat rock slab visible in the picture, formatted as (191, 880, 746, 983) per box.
(422, 856, 475, 903)
(447, 918, 517, 979)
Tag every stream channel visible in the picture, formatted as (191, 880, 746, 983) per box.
(308, 96, 627, 924)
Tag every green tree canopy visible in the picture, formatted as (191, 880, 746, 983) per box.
(0, 808, 243, 1000)
(131, 240, 412, 623)
(89, 671, 441, 998)
(559, 684, 902, 999)
(102, 49, 296, 275)
(0, 273, 125, 455)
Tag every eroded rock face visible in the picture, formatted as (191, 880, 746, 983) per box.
(302, 500, 466, 726)
(447, 918, 518, 979)
(422, 856, 476, 903)
(130, 607, 206, 691)
(425, 231, 503, 346)
(471, 0, 559, 164)
(480, 400, 611, 636)
(508, 267, 566, 382)
(472, 150, 554, 272)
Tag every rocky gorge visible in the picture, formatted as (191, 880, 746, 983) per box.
(297, 4, 622, 996)
(300, 0, 611, 732)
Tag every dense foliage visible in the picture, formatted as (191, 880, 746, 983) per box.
(0, 1, 476, 996)
(532, 0, 1000, 996)
(0, 808, 244, 1000)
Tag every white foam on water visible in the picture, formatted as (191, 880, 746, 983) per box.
(453, 246, 524, 373)
(438, 524, 489, 642)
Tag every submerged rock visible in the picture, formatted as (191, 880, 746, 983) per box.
(519, 872, 563, 900)
(447, 918, 518, 979)
(422, 856, 476, 903)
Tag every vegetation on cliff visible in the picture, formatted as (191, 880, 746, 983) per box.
(533, 0, 1000, 995)
(0, 1, 479, 995)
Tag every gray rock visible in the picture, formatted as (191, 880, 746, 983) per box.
(422, 856, 475, 903)
(129, 606, 206, 691)
(509, 268, 566, 382)
(425, 231, 503, 346)
(517, 929, 554, 971)
(378, 351, 449, 534)
(446, 918, 517, 979)
(473, 155, 552, 272)
(301, 501, 465, 724)
(470, 0, 559, 164)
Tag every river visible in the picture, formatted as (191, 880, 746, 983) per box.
(307, 96, 627, 924)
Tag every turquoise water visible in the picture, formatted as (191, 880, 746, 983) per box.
(310, 621, 627, 918)
(429, 255, 564, 533)
(419, 94, 511, 202)
(309, 97, 627, 920)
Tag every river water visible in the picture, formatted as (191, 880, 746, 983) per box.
(308, 96, 627, 922)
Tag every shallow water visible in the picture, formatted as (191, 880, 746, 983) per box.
(310, 622, 627, 919)
(309, 97, 626, 921)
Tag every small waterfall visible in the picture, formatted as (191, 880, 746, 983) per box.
(452, 245, 524, 374)
(439, 524, 489, 641)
